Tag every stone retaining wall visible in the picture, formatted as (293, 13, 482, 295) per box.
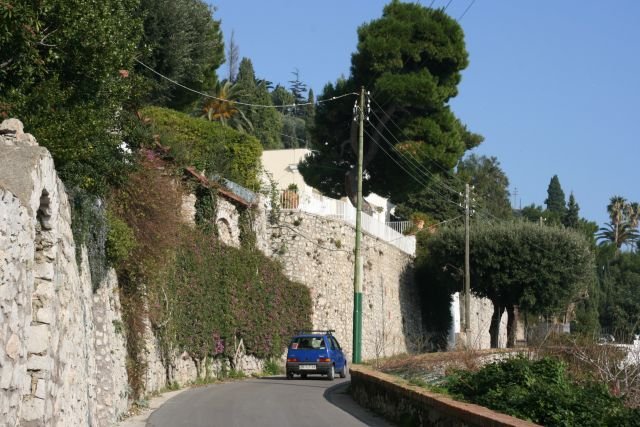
(256, 207, 423, 361)
(349, 365, 540, 427)
(0, 119, 128, 426)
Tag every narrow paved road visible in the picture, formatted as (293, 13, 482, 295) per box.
(146, 375, 392, 427)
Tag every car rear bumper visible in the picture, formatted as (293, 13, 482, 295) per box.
(286, 361, 333, 375)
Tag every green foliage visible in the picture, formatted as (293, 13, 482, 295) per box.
(137, 0, 224, 110)
(301, 1, 481, 204)
(106, 211, 137, 265)
(263, 359, 283, 376)
(227, 369, 247, 379)
(271, 84, 295, 107)
(69, 188, 109, 292)
(416, 221, 596, 346)
(164, 226, 312, 361)
(200, 80, 254, 132)
(234, 58, 284, 149)
(394, 175, 461, 222)
(597, 196, 640, 250)
(282, 115, 307, 148)
(305, 89, 316, 141)
(1, 0, 142, 195)
(108, 155, 184, 399)
(563, 193, 580, 229)
(445, 357, 637, 426)
(140, 106, 262, 189)
(109, 157, 311, 394)
(457, 154, 512, 219)
(599, 251, 640, 339)
(519, 203, 546, 223)
(194, 185, 218, 234)
(544, 175, 567, 222)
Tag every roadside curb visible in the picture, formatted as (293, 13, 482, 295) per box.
(117, 388, 189, 427)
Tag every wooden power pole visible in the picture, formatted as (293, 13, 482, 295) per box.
(464, 183, 471, 347)
(352, 86, 365, 363)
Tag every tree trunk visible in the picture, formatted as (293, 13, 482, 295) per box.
(489, 303, 504, 348)
(506, 305, 518, 348)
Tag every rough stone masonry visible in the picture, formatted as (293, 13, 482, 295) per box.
(0, 119, 128, 426)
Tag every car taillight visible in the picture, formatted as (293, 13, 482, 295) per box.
(318, 357, 331, 363)
(287, 357, 298, 362)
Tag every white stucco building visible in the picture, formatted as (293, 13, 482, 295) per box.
(260, 148, 396, 224)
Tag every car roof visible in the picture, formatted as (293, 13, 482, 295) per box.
(293, 330, 334, 337)
(293, 334, 327, 338)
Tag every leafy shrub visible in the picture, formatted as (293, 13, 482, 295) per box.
(1, 0, 142, 196)
(165, 226, 312, 361)
(139, 106, 262, 190)
(105, 211, 136, 265)
(445, 356, 639, 426)
(263, 359, 283, 376)
(108, 154, 184, 398)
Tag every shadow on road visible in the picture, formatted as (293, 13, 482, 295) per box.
(253, 375, 392, 426)
(323, 382, 393, 427)
(253, 376, 338, 389)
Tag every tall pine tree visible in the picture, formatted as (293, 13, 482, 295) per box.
(234, 58, 283, 149)
(564, 193, 580, 228)
(545, 175, 566, 216)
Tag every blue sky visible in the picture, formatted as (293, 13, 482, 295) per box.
(209, 0, 639, 227)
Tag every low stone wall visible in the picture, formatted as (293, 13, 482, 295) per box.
(349, 365, 540, 427)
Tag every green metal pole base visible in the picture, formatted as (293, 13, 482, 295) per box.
(352, 291, 362, 363)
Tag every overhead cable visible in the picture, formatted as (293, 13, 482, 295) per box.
(135, 59, 357, 109)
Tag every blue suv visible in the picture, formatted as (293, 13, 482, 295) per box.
(286, 330, 347, 380)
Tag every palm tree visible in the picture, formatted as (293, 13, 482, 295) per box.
(606, 196, 627, 249)
(597, 196, 640, 251)
(625, 202, 640, 228)
(597, 222, 639, 250)
(200, 80, 253, 133)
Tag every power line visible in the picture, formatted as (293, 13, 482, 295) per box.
(365, 114, 462, 207)
(363, 129, 429, 188)
(135, 59, 357, 109)
(367, 118, 461, 202)
(444, 0, 454, 11)
(369, 96, 467, 186)
(368, 108, 460, 196)
(364, 128, 462, 210)
(458, 0, 476, 20)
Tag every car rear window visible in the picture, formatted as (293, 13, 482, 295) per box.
(290, 336, 326, 349)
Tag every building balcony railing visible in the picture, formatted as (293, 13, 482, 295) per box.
(278, 190, 416, 256)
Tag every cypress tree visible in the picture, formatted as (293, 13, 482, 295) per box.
(235, 57, 283, 149)
(545, 175, 566, 214)
(564, 193, 580, 228)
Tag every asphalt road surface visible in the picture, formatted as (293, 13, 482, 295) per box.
(146, 375, 392, 427)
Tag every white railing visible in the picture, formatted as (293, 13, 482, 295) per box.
(278, 190, 416, 256)
(386, 220, 412, 235)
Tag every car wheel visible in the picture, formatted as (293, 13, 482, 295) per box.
(301, 373, 307, 379)
(327, 365, 335, 381)
(339, 362, 347, 378)
(287, 371, 294, 380)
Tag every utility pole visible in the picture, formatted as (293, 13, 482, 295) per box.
(464, 183, 471, 348)
(352, 86, 365, 363)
